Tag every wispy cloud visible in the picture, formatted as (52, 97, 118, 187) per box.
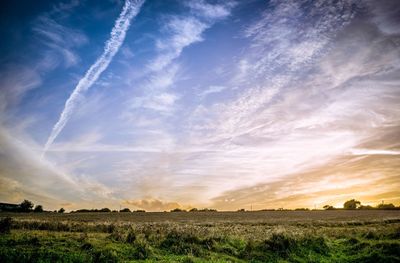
(33, 15, 88, 68)
(0, 66, 42, 115)
(124, 1, 234, 119)
(147, 17, 208, 72)
(186, 0, 233, 20)
(198, 85, 228, 99)
(349, 149, 400, 155)
(43, 0, 145, 155)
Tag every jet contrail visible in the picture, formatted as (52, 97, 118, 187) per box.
(42, 0, 144, 157)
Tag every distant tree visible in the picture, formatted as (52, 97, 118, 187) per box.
(343, 199, 361, 210)
(33, 205, 44, 212)
(377, 203, 395, 210)
(294, 208, 310, 211)
(58, 208, 65, 213)
(359, 205, 374, 210)
(323, 205, 335, 210)
(189, 208, 198, 212)
(19, 200, 34, 212)
(99, 208, 111, 212)
(237, 208, 246, 212)
(199, 208, 217, 212)
(170, 208, 186, 212)
(120, 208, 131, 212)
(134, 210, 146, 212)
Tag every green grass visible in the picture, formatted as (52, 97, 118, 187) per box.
(1, 211, 399, 262)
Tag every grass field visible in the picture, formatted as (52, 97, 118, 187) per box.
(1, 210, 400, 262)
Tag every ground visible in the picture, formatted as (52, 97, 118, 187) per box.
(1, 210, 400, 262)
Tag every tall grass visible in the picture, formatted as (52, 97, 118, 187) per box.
(1, 212, 400, 262)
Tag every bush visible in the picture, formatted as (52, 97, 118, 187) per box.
(34, 205, 44, 212)
(161, 230, 203, 256)
(0, 217, 12, 234)
(264, 233, 297, 257)
(126, 230, 136, 243)
(132, 240, 151, 260)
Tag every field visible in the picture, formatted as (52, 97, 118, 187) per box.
(1, 210, 400, 262)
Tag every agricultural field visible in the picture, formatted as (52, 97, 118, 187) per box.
(1, 210, 400, 262)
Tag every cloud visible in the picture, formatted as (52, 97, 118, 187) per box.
(211, 152, 400, 210)
(124, 2, 234, 119)
(349, 149, 400, 156)
(43, 0, 145, 155)
(147, 17, 208, 72)
(198, 85, 228, 99)
(0, 65, 42, 114)
(368, 0, 400, 35)
(0, 127, 82, 206)
(185, 0, 233, 20)
(178, 0, 400, 206)
(2, 0, 400, 211)
(33, 15, 89, 68)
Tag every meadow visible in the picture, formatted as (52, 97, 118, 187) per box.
(1, 210, 400, 262)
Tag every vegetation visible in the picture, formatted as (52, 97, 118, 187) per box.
(1, 199, 399, 261)
(33, 205, 44, 213)
(343, 199, 362, 210)
(170, 208, 186, 212)
(0, 210, 399, 262)
(323, 199, 400, 211)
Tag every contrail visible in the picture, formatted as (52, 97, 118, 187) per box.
(42, 0, 144, 157)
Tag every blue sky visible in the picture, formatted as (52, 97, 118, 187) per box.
(1, 0, 399, 211)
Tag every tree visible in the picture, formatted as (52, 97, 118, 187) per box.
(323, 205, 335, 210)
(343, 199, 361, 210)
(170, 208, 186, 212)
(19, 200, 34, 212)
(377, 203, 395, 210)
(359, 205, 374, 210)
(58, 208, 65, 213)
(33, 205, 44, 212)
(119, 208, 131, 212)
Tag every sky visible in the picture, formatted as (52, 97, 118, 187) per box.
(0, 0, 399, 211)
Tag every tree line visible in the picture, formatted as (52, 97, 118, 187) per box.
(1, 199, 399, 213)
(0, 200, 65, 213)
(323, 199, 400, 210)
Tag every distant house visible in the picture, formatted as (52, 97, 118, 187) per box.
(0, 202, 19, 212)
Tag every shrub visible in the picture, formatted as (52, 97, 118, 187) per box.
(264, 233, 297, 257)
(34, 205, 44, 212)
(161, 230, 203, 256)
(126, 230, 136, 243)
(0, 217, 12, 234)
(132, 239, 151, 260)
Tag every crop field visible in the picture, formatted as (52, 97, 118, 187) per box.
(1, 210, 400, 262)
